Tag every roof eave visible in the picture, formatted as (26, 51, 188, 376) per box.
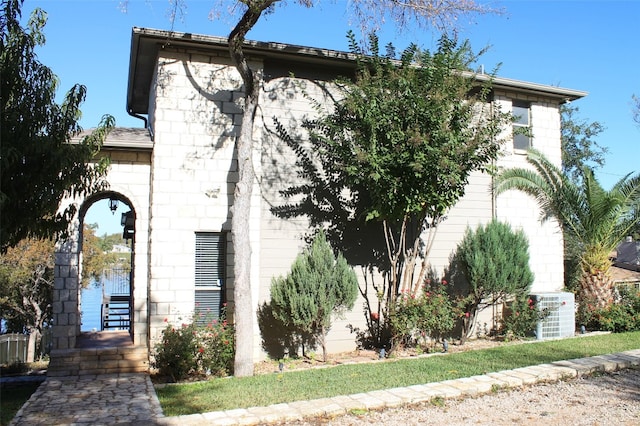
(127, 27, 587, 116)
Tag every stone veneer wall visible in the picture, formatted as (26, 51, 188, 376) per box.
(494, 93, 565, 293)
(146, 48, 264, 359)
(144, 48, 566, 358)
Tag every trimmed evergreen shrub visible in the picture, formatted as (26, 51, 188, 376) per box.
(269, 231, 358, 361)
(451, 219, 535, 342)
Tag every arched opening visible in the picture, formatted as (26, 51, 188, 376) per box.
(78, 193, 136, 345)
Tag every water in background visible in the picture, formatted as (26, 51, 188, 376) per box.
(80, 283, 103, 331)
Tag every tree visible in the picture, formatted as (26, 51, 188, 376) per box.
(561, 104, 607, 183)
(0, 237, 54, 357)
(81, 224, 131, 288)
(138, 0, 498, 377)
(269, 231, 358, 362)
(450, 219, 534, 343)
(274, 33, 510, 347)
(560, 104, 607, 290)
(0, 0, 114, 252)
(494, 149, 640, 313)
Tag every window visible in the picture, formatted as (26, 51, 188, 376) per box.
(512, 100, 531, 151)
(195, 232, 226, 323)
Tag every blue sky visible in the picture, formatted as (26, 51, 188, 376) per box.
(21, 0, 640, 233)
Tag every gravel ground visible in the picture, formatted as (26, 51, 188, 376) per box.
(286, 366, 640, 426)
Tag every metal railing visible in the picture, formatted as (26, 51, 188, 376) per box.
(102, 268, 130, 296)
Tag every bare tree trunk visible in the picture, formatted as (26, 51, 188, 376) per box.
(228, 1, 278, 378)
(231, 93, 258, 377)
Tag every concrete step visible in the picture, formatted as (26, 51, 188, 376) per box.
(47, 346, 149, 376)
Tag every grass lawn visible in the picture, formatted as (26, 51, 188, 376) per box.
(0, 382, 41, 426)
(156, 331, 640, 416)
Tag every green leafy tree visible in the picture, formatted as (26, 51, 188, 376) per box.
(495, 149, 640, 315)
(0, 0, 114, 252)
(450, 219, 534, 343)
(0, 237, 54, 356)
(561, 104, 607, 183)
(269, 231, 358, 362)
(274, 34, 511, 347)
(81, 224, 131, 288)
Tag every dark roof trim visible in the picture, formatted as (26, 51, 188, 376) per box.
(73, 128, 153, 151)
(127, 27, 588, 116)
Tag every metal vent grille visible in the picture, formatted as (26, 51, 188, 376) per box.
(531, 292, 575, 340)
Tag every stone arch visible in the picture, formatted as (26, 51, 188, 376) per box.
(52, 187, 150, 346)
(51, 189, 145, 351)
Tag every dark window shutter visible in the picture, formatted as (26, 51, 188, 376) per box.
(194, 232, 226, 323)
(195, 232, 225, 287)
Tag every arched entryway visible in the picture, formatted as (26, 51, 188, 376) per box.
(80, 194, 136, 340)
(47, 128, 152, 375)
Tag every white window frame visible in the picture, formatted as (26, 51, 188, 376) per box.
(512, 100, 532, 152)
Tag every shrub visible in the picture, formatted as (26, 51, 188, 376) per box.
(153, 309, 235, 381)
(450, 220, 534, 343)
(389, 278, 456, 351)
(196, 313, 235, 377)
(587, 286, 640, 332)
(154, 321, 198, 381)
(502, 296, 549, 339)
(270, 231, 358, 361)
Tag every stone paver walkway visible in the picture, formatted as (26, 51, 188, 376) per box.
(9, 373, 163, 425)
(8, 349, 640, 426)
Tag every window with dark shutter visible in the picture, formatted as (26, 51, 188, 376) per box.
(195, 232, 226, 323)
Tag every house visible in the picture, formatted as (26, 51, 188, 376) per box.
(49, 27, 586, 372)
(615, 237, 640, 272)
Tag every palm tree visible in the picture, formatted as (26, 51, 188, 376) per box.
(494, 149, 640, 310)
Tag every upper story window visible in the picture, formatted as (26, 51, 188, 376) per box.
(512, 100, 531, 151)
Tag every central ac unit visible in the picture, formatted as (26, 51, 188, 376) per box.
(530, 292, 575, 340)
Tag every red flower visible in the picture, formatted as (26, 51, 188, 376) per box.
(198, 347, 204, 353)
(163, 318, 168, 323)
(465, 312, 470, 318)
(441, 279, 448, 285)
(370, 312, 379, 321)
